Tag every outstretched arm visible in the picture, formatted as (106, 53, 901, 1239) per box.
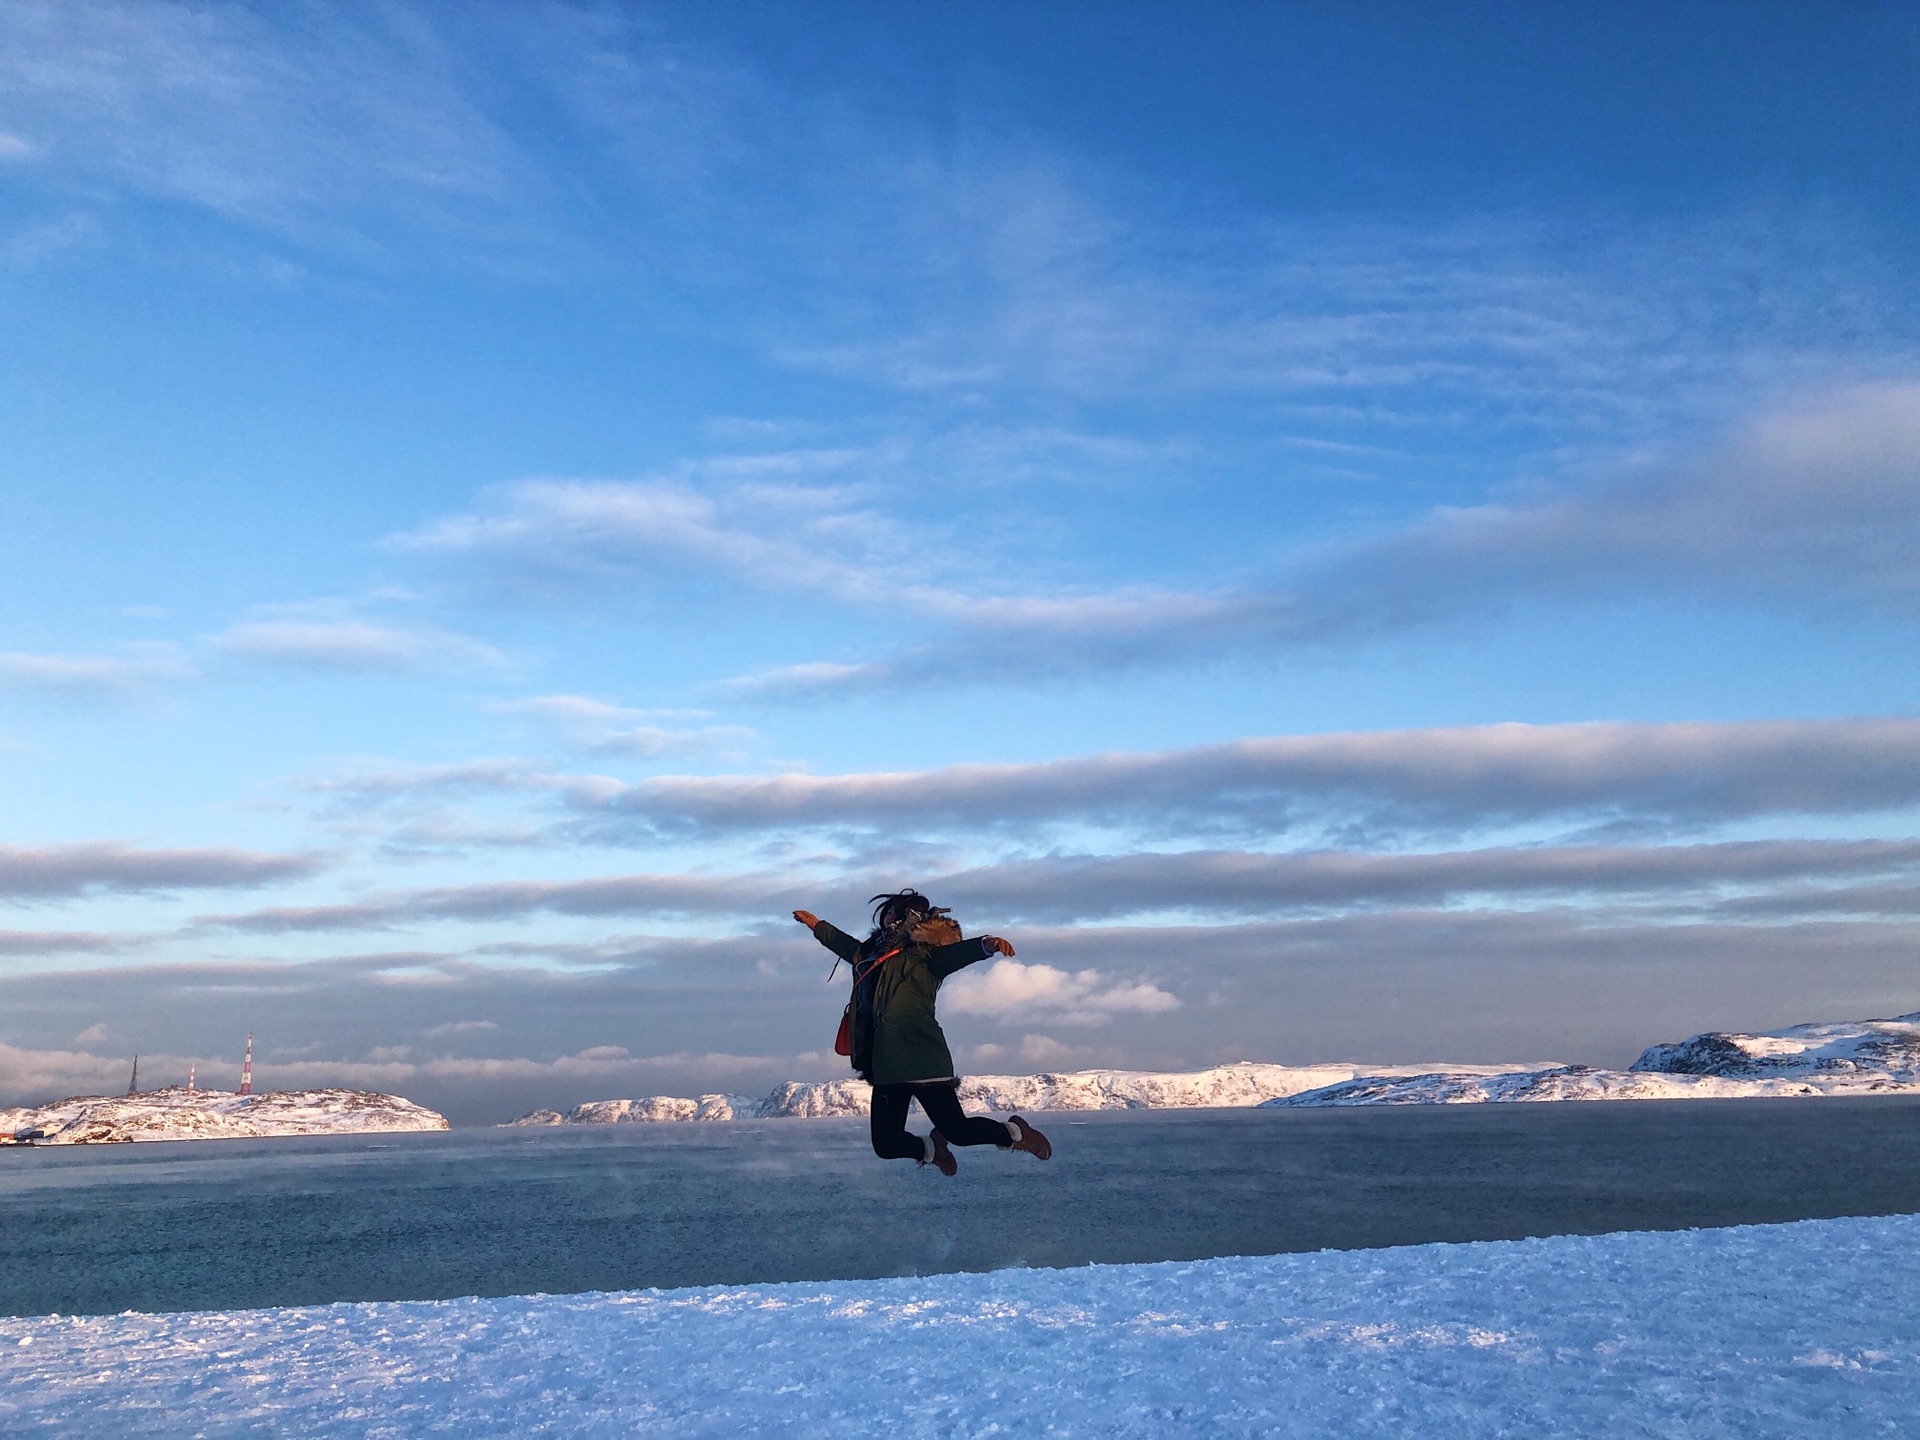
(794, 909, 861, 962)
(928, 933, 1015, 979)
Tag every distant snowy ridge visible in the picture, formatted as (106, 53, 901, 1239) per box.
(1, 1086, 448, 1144)
(502, 1060, 1543, 1126)
(506, 1012, 1920, 1124)
(1265, 1066, 1920, 1106)
(1633, 1011, 1920, 1080)
(1273, 1012, 1920, 1107)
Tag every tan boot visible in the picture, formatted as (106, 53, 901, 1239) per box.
(927, 1130, 958, 1176)
(1004, 1115, 1051, 1160)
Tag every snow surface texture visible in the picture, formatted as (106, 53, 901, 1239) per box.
(1276, 1012, 1920, 1106)
(0, 1087, 448, 1144)
(4, 1214, 1917, 1437)
(502, 1061, 1541, 1126)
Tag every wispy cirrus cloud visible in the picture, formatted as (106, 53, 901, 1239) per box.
(0, 0, 554, 258)
(496, 695, 754, 760)
(214, 619, 503, 673)
(389, 465, 1245, 644)
(387, 384, 1920, 696)
(0, 643, 195, 699)
(1290, 381, 1920, 634)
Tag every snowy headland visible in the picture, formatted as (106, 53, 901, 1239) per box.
(1273, 1010, 1920, 1106)
(501, 1059, 1543, 1126)
(6, 1213, 1917, 1435)
(508, 1011, 1920, 1125)
(1, 1087, 449, 1145)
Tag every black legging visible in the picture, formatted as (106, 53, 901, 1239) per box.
(870, 1080, 1012, 1162)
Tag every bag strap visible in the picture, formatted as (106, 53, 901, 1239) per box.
(853, 947, 901, 984)
(827, 944, 902, 984)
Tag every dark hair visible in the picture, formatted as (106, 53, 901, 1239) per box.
(868, 889, 949, 940)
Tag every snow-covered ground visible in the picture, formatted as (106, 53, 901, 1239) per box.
(0, 1086, 448, 1144)
(4, 1213, 1916, 1436)
(1277, 1011, 1920, 1106)
(504, 1060, 1546, 1125)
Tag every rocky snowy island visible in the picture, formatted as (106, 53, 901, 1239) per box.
(507, 1011, 1920, 1124)
(1, 1087, 449, 1144)
(1273, 1011, 1920, 1106)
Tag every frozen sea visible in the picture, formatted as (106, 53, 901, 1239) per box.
(7, 1097, 1920, 1317)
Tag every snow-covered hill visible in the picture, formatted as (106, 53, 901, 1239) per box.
(1274, 1012, 1920, 1106)
(1267, 1065, 1920, 1106)
(1633, 1012, 1920, 1081)
(506, 1012, 1920, 1123)
(0, 1086, 448, 1144)
(502, 1060, 1542, 1125)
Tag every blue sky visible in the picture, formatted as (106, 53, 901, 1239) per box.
(3, 2, 1920, 1123)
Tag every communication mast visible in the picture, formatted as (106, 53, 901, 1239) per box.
(238, 1033, 253, 1096)
(128, 1055, 139, 1094)
(187, 1063, 195, 1094)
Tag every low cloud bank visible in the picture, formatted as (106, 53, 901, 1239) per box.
(194, 836, 1920, 933)
(0, 842, 321, 899)
(561, 716, 1920, 843)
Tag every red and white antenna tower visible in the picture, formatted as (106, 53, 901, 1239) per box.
(238, 1032, 253, 1096)
(187, 1063, 195, 1094)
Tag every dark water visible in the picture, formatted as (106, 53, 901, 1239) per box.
(5, 1097, 1920, 1317)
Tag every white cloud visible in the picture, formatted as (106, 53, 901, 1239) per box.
(386, 384, 1920, 697)
(930, 840, 1920, 923)
(420, 1019, 497, 1038)
(0, 1038, 133, 1105)
(215, 620, 503, 672)
(0, 1033, 789, 1111)
(390, 469, 1242, 659)
(0, 0, 548, 254)
(971, 1033, 1095, 1068)
(943, 960, 1178, 1027)
(576, 716, 1920, 842)
(719, 660, 884, 697)
(1292, 382, 1920, 636)
(499, 694, 754, 759)
(0, 929, 136, 956)
(1016, 1033, 1092, 1067)
(167, 834, 1920, 937)
(0, 643, 194, 698)
(0, 841, 321, 899)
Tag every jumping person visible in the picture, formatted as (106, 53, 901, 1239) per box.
(793, 890, 1052, 1175)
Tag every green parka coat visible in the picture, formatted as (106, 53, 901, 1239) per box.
(811, 919, 998, 1086)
